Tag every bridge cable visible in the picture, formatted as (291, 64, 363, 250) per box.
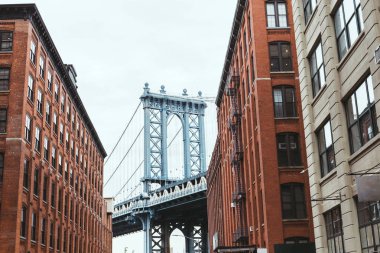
(114, 160, 144, 197)
(104, 101, 142, 166)
(104, 126, 144, 188)
(113, 122, 183, 197)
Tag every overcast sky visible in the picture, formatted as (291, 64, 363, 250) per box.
(5, 0, 236, 251)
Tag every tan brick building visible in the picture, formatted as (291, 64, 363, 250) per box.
(0, 4, 112, 253)
(207, 0, 315, 252)
(291, 0, 380, 252)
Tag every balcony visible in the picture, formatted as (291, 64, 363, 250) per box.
(233, 227, 248, 243)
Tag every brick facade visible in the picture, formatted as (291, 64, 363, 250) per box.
(207, 0, 315, 252)
(0, 4, 112, 253)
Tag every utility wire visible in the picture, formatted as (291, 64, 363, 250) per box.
(104, 126, 144, 188)
(104, 101, 142, 165)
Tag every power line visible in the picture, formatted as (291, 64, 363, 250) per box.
(104, 126, 144, 188)
(104, 101, 142, 165)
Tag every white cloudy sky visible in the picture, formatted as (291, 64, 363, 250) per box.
(5, 0, 236, 251)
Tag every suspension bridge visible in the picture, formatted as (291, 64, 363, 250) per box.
(104, 84, 217, 253)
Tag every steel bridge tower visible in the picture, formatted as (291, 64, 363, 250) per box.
(139, 84, 208, 253)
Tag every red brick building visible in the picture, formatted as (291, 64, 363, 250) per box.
(0, 4, 112, 253)
(207, 0, 315, 252)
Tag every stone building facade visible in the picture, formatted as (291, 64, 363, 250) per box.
(291, 0, 380, 252)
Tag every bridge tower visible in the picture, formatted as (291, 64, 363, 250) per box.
(140, 83, 208, 253)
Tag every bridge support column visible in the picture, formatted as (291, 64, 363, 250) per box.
(143, 215, 152, 253)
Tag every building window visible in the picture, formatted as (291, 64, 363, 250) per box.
(58, 154, 62, 175)
(318, 120, 336, 177)
(281, 183, 306, 219)
(303, 0, 317, 24)
(50, 220, 54, 248)
(53, 112, 58, 133)
(64, 162, 68, 182)
(57, 225, 61, 250)
(39, 56, 45, 78)
(266, 0, 287, 28)
(43, 175, 47, 202)
(325, 206, 345, 253)
(60, 92, 65, 112)
(346, 75, 377, 153)
(27, 75, 34, 101)
(33, 167, 39, 197)
(357, 201, 380, 253)
(54, 83, 59, 102)
(0, 31, 13, 51)
(23, 159, 29, 189)
(35, 126, 41, 152)
(334, 0, 363, 59)
(30, 41, 36, 63)
(269, 42, 292, 72)
(41, 218, 46, 245)
(277, 133, 301, 166)
(59, 123, 64, 143)
(45, 101, 51, 125)
(20, 206, 27, 238)
(310, 42, 326, 96)
(47, 71, 52, 91)
(66, 132, 69, 151)
(37, 89, 43, 114)
(44, 136, 49, 161)
(25, 115, 31, 142)
(51, 146, 56, 168)
(0, 68, 10, 91)
(31, 211, 36, 241)
(0, 108, 7, 133)
(273, 86, 296, 118)
(51, 182, 56, 208)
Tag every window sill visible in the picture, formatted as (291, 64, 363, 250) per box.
(337, 31, 365, 71)
(275, 117, 299, 120)
(311, 83, 327, 107)
(279, 166, 303, 170)
(270, 71, 295, 75)
(267, 26, 291, 30)
(282, 218, 309, 223)
(23, 187, 29, 193)
(319, 169, 337, 186)
(0, 90, 10, 95)
(0, 50, 13, 54)
(348, 133, 380, 164)
(20, 236, 26, 241)
(27, 98, 34, 107)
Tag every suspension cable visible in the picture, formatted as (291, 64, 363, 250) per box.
(104, 126, 144, 187)
(114, 160, 144, 197)
(104, 101, 142, 165)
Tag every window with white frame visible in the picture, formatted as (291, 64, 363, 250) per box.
(39, 56, 45, 78)
(30, 41, 36, 63)
(47, 71, 52, 91)
(318, 120, 336, 177)
(35, 126, 41, 151)
(43, 136, 49, 161)
(37, 89, 43, 114)
(27, 75, 34, 101)
(45, 102, 51, 125)
(25, 115, 31, 142)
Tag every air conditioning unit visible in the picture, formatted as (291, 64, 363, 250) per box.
(231, 202, 236, 208)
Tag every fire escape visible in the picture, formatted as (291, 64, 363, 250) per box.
(226, 73, 248, 245)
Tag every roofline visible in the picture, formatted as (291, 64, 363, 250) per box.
(0, 4, 107, 158)
(215, 0, 247, 107)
